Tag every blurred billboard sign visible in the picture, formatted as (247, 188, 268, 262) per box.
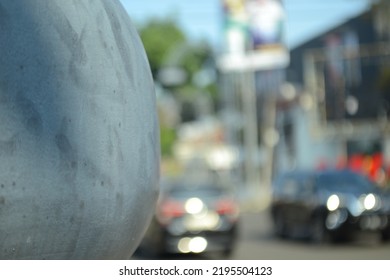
(218, 0, 289, 72)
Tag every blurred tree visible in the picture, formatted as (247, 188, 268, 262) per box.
(160, 126, 177, 156)
(372, 0, 390, 39)
(138, 17, 218, 157)
(138, 18, 186, 77)
(139, 18, 216, 102)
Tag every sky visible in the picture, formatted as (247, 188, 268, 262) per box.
(119, 0, 370, 49)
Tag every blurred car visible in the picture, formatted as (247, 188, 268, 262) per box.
(141, 178, 240, 256)
(270, 169, 390, 243)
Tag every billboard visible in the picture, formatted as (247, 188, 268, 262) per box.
(218, 0, 289, 72)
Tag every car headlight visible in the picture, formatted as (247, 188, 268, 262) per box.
(185, 198, 205, 215)
(362, 193, 380, 211)
(327, 194, 340, 211)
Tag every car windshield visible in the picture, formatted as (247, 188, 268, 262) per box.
(315, 171, 375, 192)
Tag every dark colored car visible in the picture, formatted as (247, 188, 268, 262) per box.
(140, 178, 239, 257)
(270, 169, 390, 243)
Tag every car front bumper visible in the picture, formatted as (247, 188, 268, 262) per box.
(162, 228, 237, 254)
(326, 208, 390, 233)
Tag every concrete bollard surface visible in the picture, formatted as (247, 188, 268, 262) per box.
(0, 0, 159, 259)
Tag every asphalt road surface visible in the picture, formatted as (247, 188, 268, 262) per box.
(230, 211, 390, 260)
(134, 210, 390, 260)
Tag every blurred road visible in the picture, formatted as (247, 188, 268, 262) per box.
(134, 210, 390, 260)
(230, 211, 390, 260)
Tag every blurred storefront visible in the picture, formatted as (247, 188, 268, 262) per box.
(274, 5, 390, 189)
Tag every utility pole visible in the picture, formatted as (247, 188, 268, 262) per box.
(240, 71, 261, 202)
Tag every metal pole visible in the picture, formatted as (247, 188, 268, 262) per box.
(240, 70, 260, 203)
(262, 94, 277, 204)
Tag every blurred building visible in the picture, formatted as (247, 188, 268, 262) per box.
(173, 117, 239, 171)
(275, 5, 390, 187)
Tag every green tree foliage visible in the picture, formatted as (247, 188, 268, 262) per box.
(138, 17, 218, 156)
(139, 18, 214, 91)
(138, 18, 186, 76)
(160, 126, 177, 157)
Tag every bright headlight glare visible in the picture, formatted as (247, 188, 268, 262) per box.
(363, 194, 376, 210)
(189, 237, 208, 253)
(327, 194, 340, 211)
(185, 198, 204, 214)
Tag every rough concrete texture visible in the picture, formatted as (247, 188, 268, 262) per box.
(0, 0, 159, 259)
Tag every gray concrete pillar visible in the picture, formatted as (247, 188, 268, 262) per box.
(0, 0, 159, 259)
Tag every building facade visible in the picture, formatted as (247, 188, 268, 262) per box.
(275, 6, 390, 187)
